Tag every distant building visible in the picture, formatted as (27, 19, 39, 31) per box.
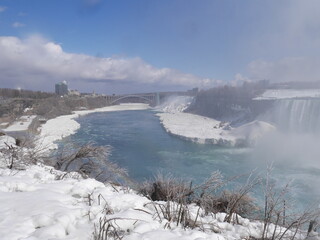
(55, 81, 68, 96)
(69, 89, 80, 96)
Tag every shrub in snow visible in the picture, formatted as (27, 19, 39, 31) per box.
(52, 142, 129, 185)
(138, 171, 261, 230)
(0, 135, 45, 169)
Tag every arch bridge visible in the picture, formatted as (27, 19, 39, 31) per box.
(107, 93, 160, 106)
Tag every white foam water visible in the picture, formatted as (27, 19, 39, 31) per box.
(260, 99, 320, 133)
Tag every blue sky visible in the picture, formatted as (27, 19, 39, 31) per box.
(0, 0, 320, 93)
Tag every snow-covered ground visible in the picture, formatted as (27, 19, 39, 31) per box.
(0, 161, 310, 240)
(157, 97, 275, 146)
(158, 112, 233, 145)
(38, 103, 150, 150)
(0, 135, 16, 149)
(3, 115, 36, 132)
(254, 89, 320, 100)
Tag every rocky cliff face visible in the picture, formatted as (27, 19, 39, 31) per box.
(185, 84, 270, 126)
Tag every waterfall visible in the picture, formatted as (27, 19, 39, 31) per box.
(261, 99, 320, 133)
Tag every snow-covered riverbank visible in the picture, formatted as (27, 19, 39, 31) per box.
(156, 97, 275, 147)
(157, 112, 233, 145)
(157, 112, 275, 146)
(38, 103, 150, 149)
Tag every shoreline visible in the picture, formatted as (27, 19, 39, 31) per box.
(36, 97, 275, 151)
(37, 103, 150, 150)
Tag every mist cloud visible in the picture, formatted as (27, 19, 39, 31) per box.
(0, 35, 218, 92)
(247, 57, 320, 83)
(238, 0, 320, 83)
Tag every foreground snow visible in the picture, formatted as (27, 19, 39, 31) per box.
(0, 135, 16, 149)
(0, 163, 306, 240)
(38, 104, 150, 149)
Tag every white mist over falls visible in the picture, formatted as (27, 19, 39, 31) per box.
(251, 97, 320, 205)
(261, 99, 320, 133)
(255, 98, 320, 167)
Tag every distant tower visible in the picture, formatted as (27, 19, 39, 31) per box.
(55, 81, 68, 96)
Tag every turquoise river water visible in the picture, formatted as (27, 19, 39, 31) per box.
(61, 109, 320, 209)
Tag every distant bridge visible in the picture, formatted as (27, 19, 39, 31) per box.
(106, 89, 198, 106)
(108, 93, 160, 106)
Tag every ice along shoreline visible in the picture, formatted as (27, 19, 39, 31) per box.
(38, 103, 150, 149)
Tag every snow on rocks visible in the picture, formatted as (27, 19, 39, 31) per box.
(37, 114, 81, 150)
(226, 120, 276, 146)
(157, 112, 275, 146)
(156, 96, 194, 113)
(0, 164, 264, 240)
(0, 135, 16, 149)
(157, 112, 234, 145)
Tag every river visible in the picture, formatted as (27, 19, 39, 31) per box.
(62, 109, 320, 209)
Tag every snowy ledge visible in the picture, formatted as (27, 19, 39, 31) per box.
(157, 112, 234, 145)
(157, 112, 275, 147)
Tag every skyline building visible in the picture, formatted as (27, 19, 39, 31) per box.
(55, 81, 68, 96)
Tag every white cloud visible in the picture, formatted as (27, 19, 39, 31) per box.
(12, 22, 25, 28)
(0, 6, 7, 13)
(0, 35, 219, 92)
